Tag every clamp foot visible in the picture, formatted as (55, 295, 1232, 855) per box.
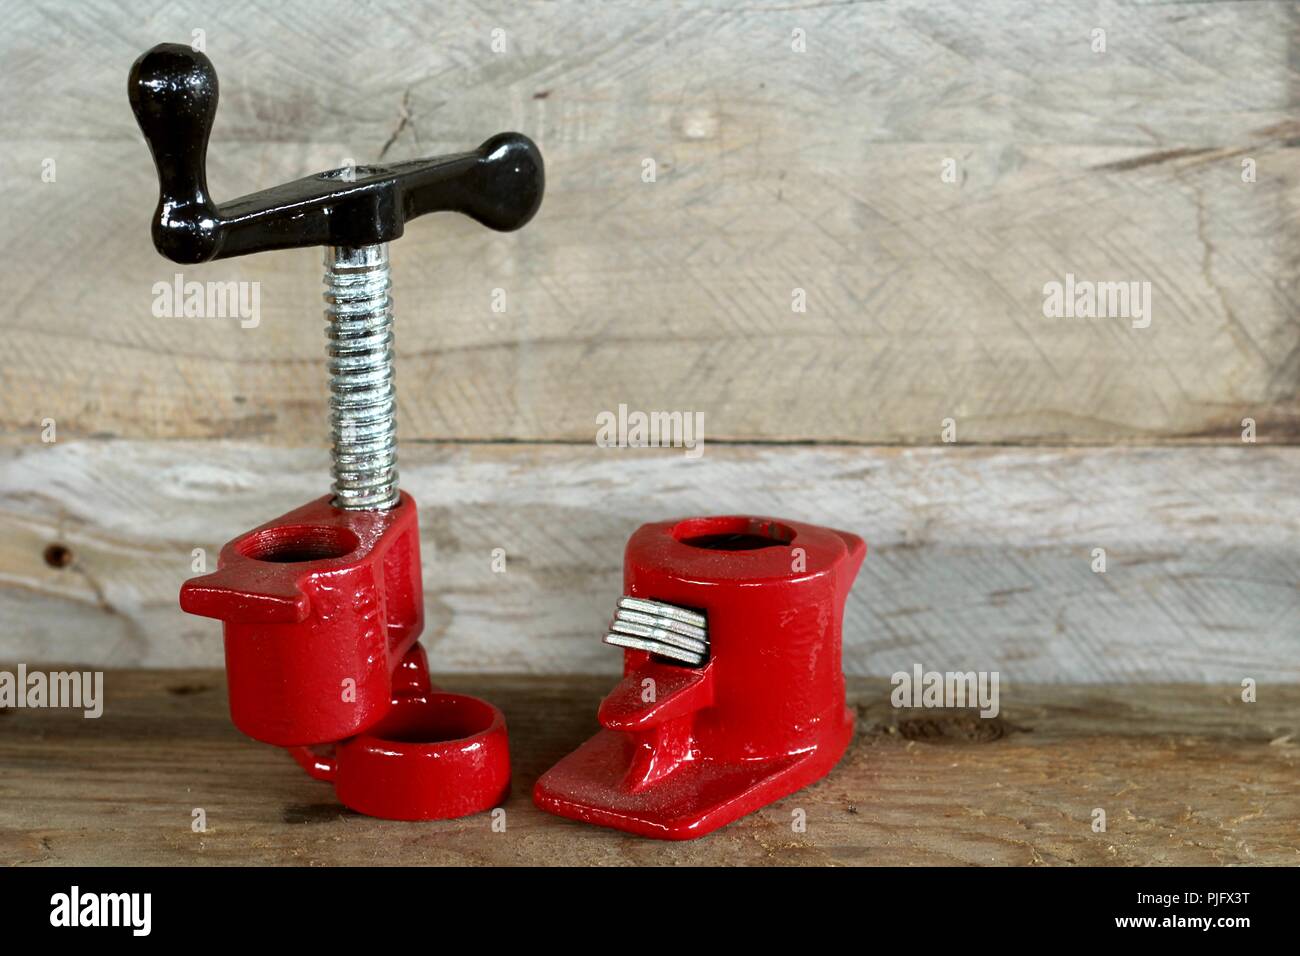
(534, 515, 866, 840)
(535, 710, 852, 840)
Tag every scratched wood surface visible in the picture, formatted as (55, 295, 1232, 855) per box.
(0, 441, 1295, 681)
(1, 0, 1296, 445)
(0, 671, 1295, 866)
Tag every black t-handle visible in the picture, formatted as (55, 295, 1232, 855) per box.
(129, 44, 545, 263)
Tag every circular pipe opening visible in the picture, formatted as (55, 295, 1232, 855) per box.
(672, 516, 796, 551)
(237, 525, 360, 563)
(369, 694, 500, 745)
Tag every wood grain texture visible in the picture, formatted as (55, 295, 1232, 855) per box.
(1, 0, 1296, 445)
(0, 440, 1295, 682)
(1, 671, 1296, 866)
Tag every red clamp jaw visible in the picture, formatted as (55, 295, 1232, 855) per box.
(533, 516, 866, 840)
(180, 494, 509, 820)
(181, 493, 425, 747)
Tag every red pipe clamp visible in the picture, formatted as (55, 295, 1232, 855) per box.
(181, 496, 510, 820)
(136, 48, 865, 836)
(534, 515, 865, 840)
(129, 44, 542, 821)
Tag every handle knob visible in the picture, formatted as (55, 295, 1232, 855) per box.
(128, 44, 544, 263)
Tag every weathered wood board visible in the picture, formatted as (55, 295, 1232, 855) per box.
(1, 672, 1296, 866)
(1, 1, 1296, 445)
(0, 441, 1295, 682)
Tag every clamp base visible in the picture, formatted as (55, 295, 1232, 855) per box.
(533, 515, 865, 840)
(533, 707, 854, 840)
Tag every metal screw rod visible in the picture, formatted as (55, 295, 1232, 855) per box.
(324, 244, 398, 510)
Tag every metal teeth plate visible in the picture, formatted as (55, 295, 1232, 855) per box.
(603, 596, 708, 666)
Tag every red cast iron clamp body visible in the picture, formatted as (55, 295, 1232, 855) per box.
(535, 515, 865, 839)
(180, 495, 424, 747)
(131, 44, 542, 820)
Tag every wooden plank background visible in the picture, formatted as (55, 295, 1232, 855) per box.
(0, 1, 1295, 678)
(1, 441, 1295, 681)
(0, 0, 1296, 445)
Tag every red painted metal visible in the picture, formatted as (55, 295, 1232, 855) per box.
(285, 642, 434, 782)
(180, 493, 510, 821)
(533, 515, 865, 840)
(327, 692, 509, 820)
(288, 684, 511, 820)
(181, 493, 424, 747)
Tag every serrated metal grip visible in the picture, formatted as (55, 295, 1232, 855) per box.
(324, 244, 398, 510)
(604, 596, 709, 666)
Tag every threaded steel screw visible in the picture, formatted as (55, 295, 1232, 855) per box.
(323, 244, 398, 510)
